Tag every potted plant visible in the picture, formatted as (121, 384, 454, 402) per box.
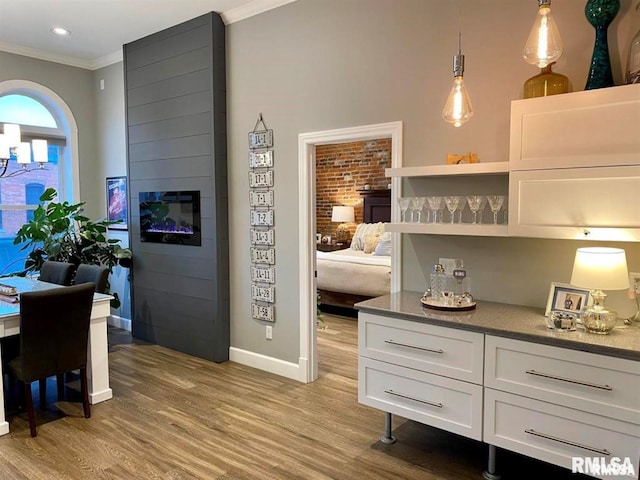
(11, 188, 132, 308)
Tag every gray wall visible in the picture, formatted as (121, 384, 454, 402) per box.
(226, 0, 640, 363)
(124, 13, 229, 362)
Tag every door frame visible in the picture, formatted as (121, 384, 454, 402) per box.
(297, 121, 403, 383)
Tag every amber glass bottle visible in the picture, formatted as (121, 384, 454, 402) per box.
(523, 63, 570, 99)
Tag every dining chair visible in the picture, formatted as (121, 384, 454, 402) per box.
(38, 260, 76, 286)
(74, 264, 109, 293)
(7, 282, 95, 437)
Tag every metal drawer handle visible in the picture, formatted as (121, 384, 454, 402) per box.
(525, 370, 613, 391)
(525, 429, 611, 456)
(385, 339, 443, 354)
(384, 389, 443, 408)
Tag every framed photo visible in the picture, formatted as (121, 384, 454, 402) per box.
(545, 282, 591, 318)
(106, 176, 127, 230)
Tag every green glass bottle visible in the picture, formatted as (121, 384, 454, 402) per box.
(523, 63, 570, 99)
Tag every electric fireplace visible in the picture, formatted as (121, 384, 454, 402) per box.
(139, 191, 201, 246)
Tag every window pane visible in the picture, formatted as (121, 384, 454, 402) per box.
(0, 94, 57, 128)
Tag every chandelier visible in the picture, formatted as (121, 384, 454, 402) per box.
(0, 123, 48, 178)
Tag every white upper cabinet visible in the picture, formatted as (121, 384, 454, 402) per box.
(509, 84, 640, 242)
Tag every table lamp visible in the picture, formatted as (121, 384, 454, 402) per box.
(332, 206, 355, 243)
(570, 247, 629, 334)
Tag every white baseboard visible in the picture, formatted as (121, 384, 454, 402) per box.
(108, 314, 131, 332)
(229, 347, 308, 383)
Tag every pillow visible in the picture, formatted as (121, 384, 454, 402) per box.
(373, 232, 392, 256)
(363, 234, 381, 254)
(350, 222, 385, 250)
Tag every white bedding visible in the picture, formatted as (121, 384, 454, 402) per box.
(316, 248, 391, 297)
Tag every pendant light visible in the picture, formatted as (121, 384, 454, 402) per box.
(442, 32, 473, 128)
(523, 0, 563, 68)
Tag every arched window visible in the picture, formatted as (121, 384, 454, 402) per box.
(0, 88, 74, 274)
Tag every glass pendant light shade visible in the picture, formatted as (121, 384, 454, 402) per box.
(442, 34, 473, 128)
(17, 142, 31, 165)
(523, 0, 563, 68)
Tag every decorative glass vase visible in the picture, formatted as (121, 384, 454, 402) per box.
(523, 63, 570, 98)
(584, 0, 620, 90)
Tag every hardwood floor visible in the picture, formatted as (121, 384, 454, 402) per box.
(0, 314, 589, 479)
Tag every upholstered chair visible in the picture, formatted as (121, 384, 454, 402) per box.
(7, 283, 95, 437)
(74, 264, 109, 293)
(38, 261, 76, 286)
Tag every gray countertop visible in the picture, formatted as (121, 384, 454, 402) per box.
(356, 291, 640, 362)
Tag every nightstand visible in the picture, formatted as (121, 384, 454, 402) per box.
(317, 242, 350, 252)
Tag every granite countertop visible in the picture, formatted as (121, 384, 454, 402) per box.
(356, 291, 640, 362)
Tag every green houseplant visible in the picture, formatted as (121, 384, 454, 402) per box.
(12, 188, 132, 307)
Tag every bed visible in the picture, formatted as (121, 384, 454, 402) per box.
(317, 189, 391, 309)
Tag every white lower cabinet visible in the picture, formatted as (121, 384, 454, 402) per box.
(358, 314, 640, 479)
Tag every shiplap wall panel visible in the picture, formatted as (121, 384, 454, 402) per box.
(124, 12, 229, 362)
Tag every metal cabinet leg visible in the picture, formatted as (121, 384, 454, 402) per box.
(381, 412, 396, 444)
(482, 444, 501, 480)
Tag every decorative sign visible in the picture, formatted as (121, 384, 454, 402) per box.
(249, 190, 274, 207)
(249, 150, 274, 168)
(250, 247, 275, 265)
(249, 170, 274, 188)
(250, 209, 274, 227)
(251, 266, 276, 284)
(251, 228, 275, 246)
(252, 285, 275, 303)
(251, 303, 275, 322)
(248, 130, 274, 149)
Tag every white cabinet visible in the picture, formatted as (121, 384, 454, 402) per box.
(509, 84, 640, 241)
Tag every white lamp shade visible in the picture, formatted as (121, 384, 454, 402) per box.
(32, 139, 48, 163)
(331, 205, 355, 223)
(570, 247, 629, 291)
(17, 142, 31, 164)
(3, 124, 21, 148)
(0, 134, 9, 159)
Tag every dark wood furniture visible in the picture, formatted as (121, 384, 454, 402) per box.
(318, 188, 391, 310)
(317, 242, 350, 252)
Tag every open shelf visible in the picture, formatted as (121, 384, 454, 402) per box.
(386, 161, 509, 178)
(386, 222, 509, 237)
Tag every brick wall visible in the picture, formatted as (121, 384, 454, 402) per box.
(316, 139, 390, 240)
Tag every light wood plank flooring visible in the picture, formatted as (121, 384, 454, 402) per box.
(0, 314, 589, 479)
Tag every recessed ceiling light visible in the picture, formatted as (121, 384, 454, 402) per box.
(51, 27, 71, 36)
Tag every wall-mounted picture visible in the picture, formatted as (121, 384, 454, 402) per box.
(106, 176, 128, 230)
(545, 282, 591, 318)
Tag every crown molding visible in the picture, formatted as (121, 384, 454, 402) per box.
(0, 41, 94, 70)
(222, 0, 297, 24)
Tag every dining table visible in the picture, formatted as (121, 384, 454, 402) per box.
(0, 276, 113, 436)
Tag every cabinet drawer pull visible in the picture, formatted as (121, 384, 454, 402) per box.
(524, 429, 611, 456)
(385, 340, 443, 354)
(384, 389, 443, 408)
(525, 369, 613, 391)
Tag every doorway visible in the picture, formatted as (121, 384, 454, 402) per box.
(297, 121, 403, 383)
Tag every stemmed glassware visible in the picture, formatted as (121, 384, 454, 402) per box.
(426, 196, 443, 223)
(466, 196, 483, 224)
(410, 196, 427, 223)
(398, 197, 411, 222)
(487, 195, 505, 224)
(444, 196, 461, 224)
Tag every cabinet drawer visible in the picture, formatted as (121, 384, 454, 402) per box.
(485, 336, 640, 424)
(358, 357, 483, 440)
(485, 389, 640, 479)
(358, 313, 484, 384)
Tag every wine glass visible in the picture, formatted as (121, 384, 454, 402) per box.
(426, 196, 443, 223)
(466, 196, 483, 224)
(410, 196, 426, 223)
(444, 196, 460, 224)
(398, 197, 411, 222)
(487, 195, 505, 224)
(455, 199, 466, 223)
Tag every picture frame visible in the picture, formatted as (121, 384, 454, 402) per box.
(106, 176, 128, 230)
(545, 282, 591, 318)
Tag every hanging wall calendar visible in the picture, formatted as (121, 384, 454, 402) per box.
(248, 114, 275, 323)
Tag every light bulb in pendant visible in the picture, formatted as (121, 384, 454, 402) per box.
(523, 0, 563, 68)
(442, 34, 473, 128)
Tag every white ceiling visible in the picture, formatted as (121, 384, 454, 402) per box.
(0, 0, 296, 70)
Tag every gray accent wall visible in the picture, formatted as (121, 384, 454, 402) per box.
(124, 13, 229, 362)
